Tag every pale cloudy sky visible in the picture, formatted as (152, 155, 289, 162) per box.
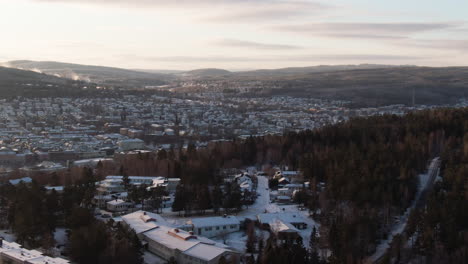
(0, 0, 467, 70)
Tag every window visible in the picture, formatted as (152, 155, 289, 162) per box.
(230, 225, 236, 229)
(223, 226, 227, 229)
(216, 226, 220, 230)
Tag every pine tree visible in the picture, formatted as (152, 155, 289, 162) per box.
(172, 185, 186, 215)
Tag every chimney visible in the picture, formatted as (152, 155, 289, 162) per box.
(174, 228, 179, 233)
(0, 238, 3, 247)
(189, 231, 194, 235)
(223, 214, 227, 218)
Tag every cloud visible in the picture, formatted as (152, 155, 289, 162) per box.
(400, 39, 468, 52)
(202, 1, 329, 23)
(130, 54, 421, 63)
(33, 0, 330, 22)
(214, 39, 302, 50)
(273, 22, 458, 39)
(33, 0, 326, 9)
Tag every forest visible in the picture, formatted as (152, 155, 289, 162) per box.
(1, 108, 467, 264)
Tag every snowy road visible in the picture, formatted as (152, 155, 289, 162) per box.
(367, 157, 441, 263)
(237, 176, 270, 219)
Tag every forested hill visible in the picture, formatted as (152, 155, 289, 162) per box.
(3, 60, 171, 88)
(114, 108, 467, 263)
(0, 66, 98, 97)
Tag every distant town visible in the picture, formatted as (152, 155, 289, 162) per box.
(1, 91, 467, 174)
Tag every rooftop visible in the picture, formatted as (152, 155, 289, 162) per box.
(188, 216, 240, 228)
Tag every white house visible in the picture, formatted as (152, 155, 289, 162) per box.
(188, 216, 241, 238)
(106, 199, 132, 212)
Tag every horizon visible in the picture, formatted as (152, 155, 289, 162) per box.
(0, 0, 467, 70)
(3, 59, 468, 73)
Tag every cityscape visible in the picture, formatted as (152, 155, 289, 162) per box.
(1, 1, 467, 264)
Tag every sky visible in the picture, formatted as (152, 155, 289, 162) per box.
(0, 0, 467, 70)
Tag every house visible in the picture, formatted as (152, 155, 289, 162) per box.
(187, 216, 241, 238)
(269, 219, 300, 241)
(273, 170, 301, 180)
(121, 211, 240, 264)
(257, 213, 308, 230)
(151, 177, 181, 193)
(107, 199, 133, 212)
(276, 195, 292, 203)
(121, 210, 169, 239)
(144, 227, 239, 264)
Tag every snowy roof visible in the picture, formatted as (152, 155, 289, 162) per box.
(270, 219, 298, 233)
(106, 175, 163, 181)
(9, 177, 32, 185)
(284, 184, 303, 188)
(142, 225, 233, 259)
(26, 256, 70, 264)
(188, 216, 240, 228)
(184, 243, 230, 261)
(1, 248, 42, 262)
(0, 241, 69, 263)
(281, 171, 299, 176)
(278, 177, 290, 183)
(107, 199, 128, 205)
(121, 211, 169, 234)
(257, 213, 306, 225)
(45, 186, 64, 192)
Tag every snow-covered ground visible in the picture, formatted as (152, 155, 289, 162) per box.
(368, 158, 440, 262)
(212, 228, 270, 253)
(0, 229, 16, 242)
(54, 228, 68, 246)
(158, 175, 318, 249)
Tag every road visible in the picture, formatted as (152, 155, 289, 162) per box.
(237, 175, 270, 219)
(367, 157, 441, 263)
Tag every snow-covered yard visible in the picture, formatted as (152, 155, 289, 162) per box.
(0, 229, 16, 242)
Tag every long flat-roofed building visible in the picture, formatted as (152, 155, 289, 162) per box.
(121, 211, 240, 264)
(187, 216, 241, 238)
(0, 239, 70, 264)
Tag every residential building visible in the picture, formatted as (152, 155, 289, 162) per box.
(0, 239, 69, 264)
(187, 216, 241, 238)
(121, 211, 240, 264)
